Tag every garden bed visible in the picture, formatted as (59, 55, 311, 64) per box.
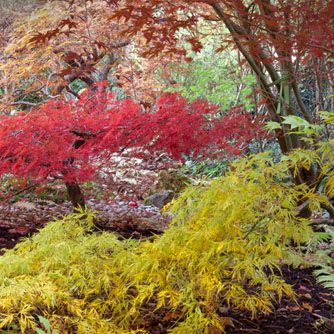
(0, 203, 333, 333)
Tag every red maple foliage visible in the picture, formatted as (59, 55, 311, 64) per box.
(0, 82, 263, 207)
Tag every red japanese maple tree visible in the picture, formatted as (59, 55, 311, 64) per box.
(0, 83, 262, 208)
(28, 0, 334, 190)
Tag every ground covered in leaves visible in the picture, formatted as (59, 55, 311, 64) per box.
(0, 200, 334, 333)
(226, 266, 334, 334)
(0, 199, 170, 250)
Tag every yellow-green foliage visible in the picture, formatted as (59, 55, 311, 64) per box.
(0, 211, 149, 334)
(0, 153, 322, 334)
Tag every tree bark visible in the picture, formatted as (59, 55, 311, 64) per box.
(65, 181, 85, 211)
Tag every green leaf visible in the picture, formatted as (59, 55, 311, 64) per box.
(319, 110, 334, 123)
(34, 329, 46, 334)
(264, 121, 281, 130)
(38, 316, 51, 331)
(283, 81, 289, 106)
(277, 80, 284, 115)
(241, 75, 256, 83)
(281, 155, 297, 163)
(266, 74, 290, 88)
(198, 78, 209, 85)
(282, 115, 309, 129)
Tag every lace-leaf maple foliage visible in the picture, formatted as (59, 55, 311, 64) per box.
(0, 84, 263, 207)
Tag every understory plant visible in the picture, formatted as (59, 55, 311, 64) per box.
(313, 225, 334, 291)
(0, 150, 328, 333)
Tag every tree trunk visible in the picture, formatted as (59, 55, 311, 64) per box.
(63, 137, 88, 211)
(208, 1, 330, 219)
(65, 181, 85, 211)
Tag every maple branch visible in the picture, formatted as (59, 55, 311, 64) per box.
(8, 181, 38, 198)
(72, 130, 97, 139)
(208, 0, 300, 154)
(211, 1, 334, 61)
(65, 86, 80, 99)
(307, 44, 334, 57)
(100, 53, 117, 82)
(54, 73, 78, 95)
(107, 40, 131, 49)
(11, 100, 48, 107)
(8, 72, 61, 107)
(210, 2, 278, 90)
(233, 83, 243, 107)
(320, 202, 334, 219)
(310, 218, 334, 226)
(44, 72, 58, 96)
(13, 82, 45, 96)
(214, 1, 281, 88)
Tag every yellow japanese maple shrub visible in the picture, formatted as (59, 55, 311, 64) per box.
(0, 153, 321, 333)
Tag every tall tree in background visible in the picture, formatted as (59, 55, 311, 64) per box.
(109, 0, 333, 181)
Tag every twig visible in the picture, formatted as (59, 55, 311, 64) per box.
(0, 181, 39, 205)
(9, 182, 38, 197)
(310, 219, 334, 226)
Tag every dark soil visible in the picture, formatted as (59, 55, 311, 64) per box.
(225, 266, 334, 334)
(0, 226, 39, 252)
(1, 218, 334, 333)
